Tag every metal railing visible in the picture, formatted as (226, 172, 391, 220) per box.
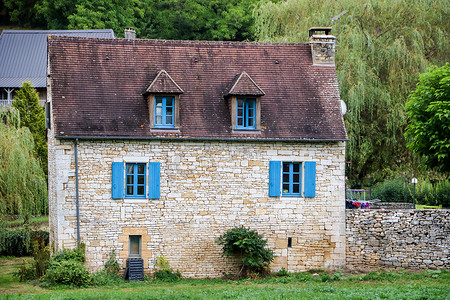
(0, 100, 14, 108)
(0, 99, 46, 108)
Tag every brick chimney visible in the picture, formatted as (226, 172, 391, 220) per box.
(309, 27, 336, 66)
(124, 27, 136, 39)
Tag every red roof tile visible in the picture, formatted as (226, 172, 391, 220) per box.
(48, 36, 347, 141)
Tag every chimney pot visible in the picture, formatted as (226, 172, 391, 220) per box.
(125, 27, 136, 39)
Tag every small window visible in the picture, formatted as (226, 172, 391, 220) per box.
(282, 162, 301, 196)
(236, 97, 256, 129)
(155, 96, 175, 128)
(126, 163, 146, 198)
(129, 235, 141, 258)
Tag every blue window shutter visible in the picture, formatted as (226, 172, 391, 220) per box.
(112, 162, 124, 199)
(304, 161, 316, 197)
(269, 161, 281, 197)
(148, 162, 161, 199)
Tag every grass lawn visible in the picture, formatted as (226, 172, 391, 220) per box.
(4, 216, 49, 231)
(1, 257, 449, 299)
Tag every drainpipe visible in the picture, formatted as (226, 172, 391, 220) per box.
(74, 138, 80, 245)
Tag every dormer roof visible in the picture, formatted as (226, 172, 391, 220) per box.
(226, 72, 265, 96)
(144, 70, 184, 94)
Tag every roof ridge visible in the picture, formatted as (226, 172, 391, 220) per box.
(47, 35, 310, 46)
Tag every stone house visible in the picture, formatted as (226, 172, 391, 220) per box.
(47, 28, 347, 277)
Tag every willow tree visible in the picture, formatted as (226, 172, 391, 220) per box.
(254, 0, 449, 185)
(0, 109, 48, 218)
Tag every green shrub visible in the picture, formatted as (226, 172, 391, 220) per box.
(0, 228, 31, 256)
(0, 229, 49, 257)
(42, 244, 91, 287)
(51, 243, 85, 263)
(435, 181, 450, 208)
(16, 259, 36, 282)
(216, 226, 274, 277)
(104, 249, 120, 274)
(372, 178, 450, 207)
(372, 178, 410, 202)
(44, 260, 92, 287)
(91, 271, 123, 286)
(153, 256, 181, 282)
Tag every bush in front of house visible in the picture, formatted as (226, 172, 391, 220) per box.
(44, 259, 92, 287)
(42, 244, 91, 287)
(216, 226, 274, 277)
(153, 256, 181, 282)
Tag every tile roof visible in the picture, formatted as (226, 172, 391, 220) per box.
(49, 36, 347, 141)
(0, 29, 115, 88)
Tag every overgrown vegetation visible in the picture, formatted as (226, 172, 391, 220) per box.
(372, 178, 450, 207)
(2, 0, 260, 41)
(42, 244, 92, 287)
(0, 228, 48, 256)
(0, 108, 47, 218)
(405, 63, 450, 174)
(216, 226, 274, 277)
(153, 256, 181, 282)
(254, 0, 449, 186)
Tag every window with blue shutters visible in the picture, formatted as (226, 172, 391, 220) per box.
(269, 160, 316, 198)
(112, 162, 160, 199)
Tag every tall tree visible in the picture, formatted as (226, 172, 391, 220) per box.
(405, 63, 450, 174)
(12, 82, 47, 176)
(254, 0, 449, 185)
(0, 109, 48, 217)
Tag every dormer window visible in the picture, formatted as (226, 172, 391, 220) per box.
(155, 96, 175, 128)
(225, 72, 265, 131)
(237, 97, 256, 129)
(144, 70, 183, 130)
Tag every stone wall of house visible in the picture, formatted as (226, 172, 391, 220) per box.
(370, 202, 414, 209)
(48, 137, 346, 278)
(346, 210, 449, 270)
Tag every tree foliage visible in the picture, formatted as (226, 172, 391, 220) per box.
(405, 63, 450, 174)
(254, 0, 449, 185)
(2, 0, 258, 41)
(0, 108, 48, 217)
(12, 82, 48, 176)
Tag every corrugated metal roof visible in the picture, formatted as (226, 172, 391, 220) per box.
(0, 29, 115, 88)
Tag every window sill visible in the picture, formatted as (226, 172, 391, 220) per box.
(151, 128, 180, 132)
(124, 199, 148, 203)
(232, 129, 261, 134)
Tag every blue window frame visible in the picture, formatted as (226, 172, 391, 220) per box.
(236, 98, 256, 129)
(155, 96, 174, 128)
(282, 162, 301, 196)
(126, 163, 146, 198)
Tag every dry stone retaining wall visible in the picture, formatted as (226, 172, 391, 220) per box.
(346, 210, 449, 270)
